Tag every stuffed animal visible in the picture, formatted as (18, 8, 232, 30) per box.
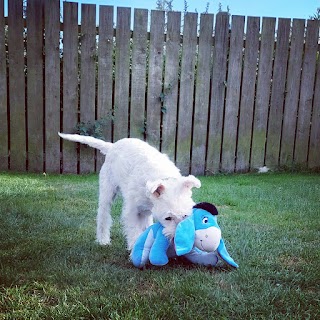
(131, 202, 238, 268)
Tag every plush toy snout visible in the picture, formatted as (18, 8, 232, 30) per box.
(194, 227, 221, 252)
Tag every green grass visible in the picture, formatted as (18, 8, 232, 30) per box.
(0, 172, 319, 319)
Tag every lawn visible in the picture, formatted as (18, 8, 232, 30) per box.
(0, 172, 319, 319)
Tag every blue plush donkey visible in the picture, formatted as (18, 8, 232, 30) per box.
(131, 202, 238, 268)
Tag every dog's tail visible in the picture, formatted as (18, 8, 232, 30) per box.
(58, 132, 113, 155)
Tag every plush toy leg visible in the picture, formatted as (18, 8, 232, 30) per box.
(149, 229, 171, 266)
(131, 225, 159, 268)
(184, 248, 219, 266)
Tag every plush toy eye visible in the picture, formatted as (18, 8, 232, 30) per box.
(165, 217, 173, 221)
(202, 217, 209, 224)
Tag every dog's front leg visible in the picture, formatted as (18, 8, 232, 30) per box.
(121, 201, 153, 251)
(96, 168, 116, 245)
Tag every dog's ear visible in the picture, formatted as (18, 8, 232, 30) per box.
(146, 180, 166, 198)
(181, 175, 201, 190)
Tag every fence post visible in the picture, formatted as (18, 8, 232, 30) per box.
(191, 13, 214, 176)
(8, 0, 26, 171)
(251, 17, 276, 170)
(294, 19, 319, 166)
(0, 0, 8, 171)
(113, 7, 131, 142)
(221, 15, 245, 173)
(130, 8, 148, 140)
(161, 11, 181, 161)
(44, 0, 61, 173)
(206, 12, 229, 175)
(79, 3, 96, 173)
(176, 12, 198, 175)
(280, 19, 305, 168)
(236, 16, 260, 172)
(62, 1, 78, 173)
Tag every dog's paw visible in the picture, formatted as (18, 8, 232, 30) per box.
(96, 238, 111, 246)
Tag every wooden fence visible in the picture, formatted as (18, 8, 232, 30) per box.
(0, 0, 319, 175)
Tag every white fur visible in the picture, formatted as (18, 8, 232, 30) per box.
(58, 133, 201, 250)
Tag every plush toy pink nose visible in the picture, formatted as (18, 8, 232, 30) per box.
(194, 227, 221, 252)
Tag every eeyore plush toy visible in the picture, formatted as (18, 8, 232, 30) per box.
(131, 202, 238, 268)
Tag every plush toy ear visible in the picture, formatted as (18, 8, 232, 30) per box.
(181, 175, 201, 190)
(217, 238, 239, 268)
(174, 216, 195, 256)
(146, 180, 166, 198)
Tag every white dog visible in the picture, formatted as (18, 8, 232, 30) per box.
(58, 133, 201, 250)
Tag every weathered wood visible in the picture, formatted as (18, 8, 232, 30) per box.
(44, 0, 60, 173)
(294, 19, 319, 166)
(113, 7, 131, 142)
(130, 8, 148, 140)
(309, 53, 320, 169)
(8, 0, 26, 171)
(161, 11, 181, 161)
(251, 17, 276, 170)
(265, 18, 291, 168)
(0, 0, 8, 170)
(27, 0, 44, 173)
(280, 19, 305, 167)
(176, 12, 198, 175)
(62, 1, 78, 173)
(96, 5, 114, 171)
(79, 4, 96, 173)
(221, 15, 245, 173)
(4, 3, 320, 174)
(146, 10, 165, 149)
(206, 12, 229, 174)
(236, 16, 260, 172)
(191, 13, 214, 176)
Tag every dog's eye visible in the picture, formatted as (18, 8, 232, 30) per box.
(202, 217, 209, 224)
(165, 217, 173, 221)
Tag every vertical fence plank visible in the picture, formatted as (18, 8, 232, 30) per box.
(309, 54, 320, 169)
(113, 7, 131, 141)
(265, 18, 291, 168)
(236, 16, 260, 172)
(191, 13, 214, 176)
(79, 4, 96, 173)
(146, 10, 165, 149)
(0, 0, 8, 170)
(161, 11, 181, 161)
(62, 1, 78, 173)
(27, 0, 44, 173)
(221, 15, 245, 172)
(251, 17, 276, 170)
(280, 19, 305, 167)
(96, 5, 114, 170)
(206, 12, 229, 174)
(130, 8, 148, 140)
(176, 12, 198, 175)
(294, 19, 319, 166)
(8, 0, 26, 171)
(44, 0, 60, 173)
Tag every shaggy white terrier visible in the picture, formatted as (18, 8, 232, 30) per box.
(58, 133, 201, 250)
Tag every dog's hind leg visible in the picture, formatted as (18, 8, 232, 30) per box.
(96, 165, 117, 245)
(121, 201, 153, 251)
